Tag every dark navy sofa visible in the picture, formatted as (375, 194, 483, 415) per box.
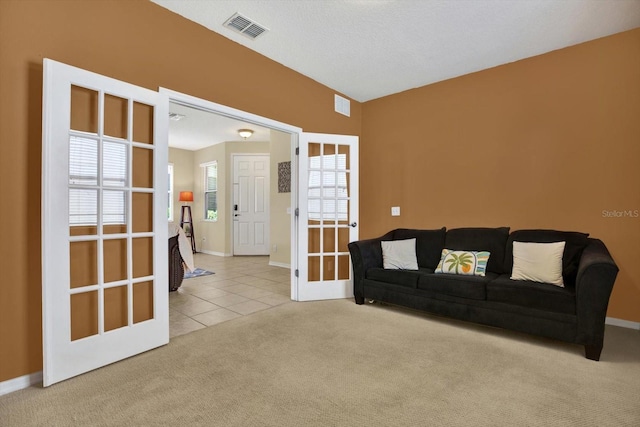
(348, 227, 618, 360)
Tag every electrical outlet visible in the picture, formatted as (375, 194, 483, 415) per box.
(391, 206, 401, 216)
(202, 236, 206, 241)
(272, 244, 277, 252)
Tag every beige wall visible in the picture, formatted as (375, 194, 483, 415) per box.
(169, 148, 195, 225)
(194, 141, 271, 255)
(0, 0, 360, 383)
(361, 28, 640, 322)
(269, 130, 293, 266)
(192, 143, 226, 255)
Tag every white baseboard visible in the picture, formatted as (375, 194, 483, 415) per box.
(0, 371, 42, 397)
(198, 250, 231, 257)
(269, 261, 291, 269)
(606, 317, 640, 330)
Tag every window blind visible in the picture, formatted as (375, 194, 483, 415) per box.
(308, 154, 348, 221)
(69, 136, 127, 226)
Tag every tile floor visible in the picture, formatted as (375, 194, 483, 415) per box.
(170, 253, 292, 338)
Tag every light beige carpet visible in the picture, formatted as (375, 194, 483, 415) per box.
(1, 299, 640, 426)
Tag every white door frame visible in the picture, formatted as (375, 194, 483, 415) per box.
(231, 153, 271, 256)
(159, 89, 302, 299)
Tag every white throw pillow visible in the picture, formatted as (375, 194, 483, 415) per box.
(381, 239, 419, 270)
(511, 241, 565, 287)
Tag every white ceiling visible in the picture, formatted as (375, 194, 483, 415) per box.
(152, 0, 640, 103)
(168, 103, 272, 151)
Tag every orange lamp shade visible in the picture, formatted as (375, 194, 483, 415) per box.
(178, 191, 194, 202)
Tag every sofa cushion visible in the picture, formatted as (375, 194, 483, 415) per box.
(486, 275, 576, 314)
(381, 238, 418, 270)
(417, 272, 497, 300)
(504, 230, 589, 286)
(392, 228, 446, 269)
(366, 267, 432, 288)
(445, 227, 510, 274)
(511, 241, 565, 286)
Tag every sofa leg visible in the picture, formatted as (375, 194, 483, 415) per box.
(355, 296, 364, 305)
(585, 344, 602, 361)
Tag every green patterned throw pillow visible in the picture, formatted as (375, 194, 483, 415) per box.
(435, 249, 491, 276)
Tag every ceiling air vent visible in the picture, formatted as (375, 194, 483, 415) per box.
(224, 13, 268, 40)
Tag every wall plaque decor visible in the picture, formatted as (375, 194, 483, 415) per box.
(278, 161, 291, 193)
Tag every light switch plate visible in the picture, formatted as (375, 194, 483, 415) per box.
(391, 206, 400, 216)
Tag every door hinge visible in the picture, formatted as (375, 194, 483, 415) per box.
(294, 208, 299, 217)
(295, 147, 299, 155)
(295, 269, 299, 277)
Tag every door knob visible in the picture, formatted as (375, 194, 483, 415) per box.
(349, 222, 357, 227)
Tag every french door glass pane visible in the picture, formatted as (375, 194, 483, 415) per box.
(70, 85, 98, 134)
(69, 240, 97, 289)
(70, 291, 98, 341)
(104, 94, 128, 139)
(133, 281, 154, 324)
(132, 192, 153, 233)
(69, 188, 97, 226)
(103, 190, 126, 225)
(104, 285, 128, 332)
(132, 147, 153, 188)
(103, 141, 127, 187)
(69, 136, 98, 186)
(133, 237, 153, 278)
(132, 102, 154, 145)
(104, 239, 127, 283)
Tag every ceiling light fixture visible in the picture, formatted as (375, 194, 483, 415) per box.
(238, 129, 254, 140)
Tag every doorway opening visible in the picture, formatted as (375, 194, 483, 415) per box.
(160, 88, 302, 300)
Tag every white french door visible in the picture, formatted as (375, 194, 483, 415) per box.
(42, 59, 169, 386)
(295, 133, 359, 301)
(233, 154, 270, 255)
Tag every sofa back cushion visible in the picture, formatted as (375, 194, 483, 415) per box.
(444, 227, 510, 274)
(392, 228, 446, 270)
(381, 238, 419, 270)
(504, 229, 589, 286)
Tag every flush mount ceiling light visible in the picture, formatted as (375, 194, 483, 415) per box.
(238, 129, 254, 139)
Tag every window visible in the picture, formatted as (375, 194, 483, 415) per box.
(69, 136, 127, 226)
(168, 164, 174, 221)
(203, 162, 218, 221)
(308, 154, 348, 221)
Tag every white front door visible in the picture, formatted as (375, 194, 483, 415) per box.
(233, 154, 270, 255)
(42, 59, 169, 386)
(294, 133, 359, 301)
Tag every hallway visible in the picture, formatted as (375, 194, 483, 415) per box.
(170, 254, 292, 338)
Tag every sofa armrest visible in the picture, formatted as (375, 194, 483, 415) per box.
(574, 238, 619, 352)
(348, 231, 393, 304)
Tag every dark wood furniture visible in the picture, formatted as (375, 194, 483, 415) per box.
(169, 234, 185, 291)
